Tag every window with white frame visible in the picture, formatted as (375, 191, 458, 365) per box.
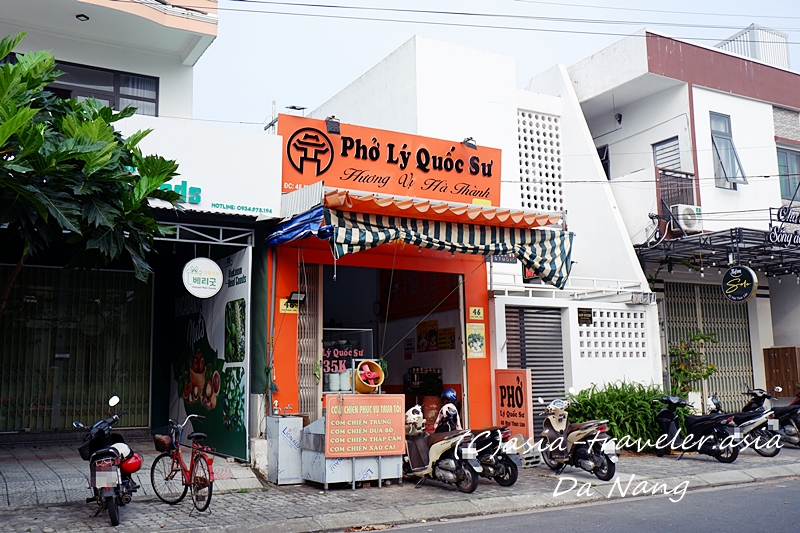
(710, 112, 747, 189)
(778, 147, 800, 201)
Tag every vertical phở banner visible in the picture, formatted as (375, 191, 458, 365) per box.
(171, 248, 251, 459)
(494, 369, 533, 441)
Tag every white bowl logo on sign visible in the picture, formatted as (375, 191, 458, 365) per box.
(183, 258, 224, 298)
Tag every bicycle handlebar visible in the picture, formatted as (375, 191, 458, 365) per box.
(170, 413, 206, 430)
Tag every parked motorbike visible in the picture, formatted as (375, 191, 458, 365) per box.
(785, 385, 800, 447)
(706, 388, 780, 457)
(403, 406, 482, 493)
(654, 396, 738, 463)
(538, 393, 619, 481)
(73, 396, 142, 527)
(718, 386, 800, 452)
(469, 426, 521, 486)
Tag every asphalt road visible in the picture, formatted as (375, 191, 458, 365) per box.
(393, 478, 800, 533)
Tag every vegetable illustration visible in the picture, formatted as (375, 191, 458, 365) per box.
(468, 332, 484, 352)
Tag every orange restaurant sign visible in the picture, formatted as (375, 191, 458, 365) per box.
(278, 114, 502, 206)
(494, 369, 534, 440)
(324, 394, 406, 458)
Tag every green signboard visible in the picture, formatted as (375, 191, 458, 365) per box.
(171, 248, 251, 459)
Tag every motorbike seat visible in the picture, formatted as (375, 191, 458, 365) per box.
(730, 411, 764, 425)
(567, 421, 596, 433)
(685, 413, 729, 427)
(771, 406, 800, 419)
(427, 429, 465, 447)
(188, 432, 207, 442)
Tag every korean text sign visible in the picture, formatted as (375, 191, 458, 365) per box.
(325, 394, 405, 458)
(279, 115, 502, 205)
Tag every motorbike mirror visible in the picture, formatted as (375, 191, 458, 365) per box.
(774, 386, 783, 393)
(72, 421, 85, 429)
(108, 396, 120, 407)
(537, 397, 545, 404)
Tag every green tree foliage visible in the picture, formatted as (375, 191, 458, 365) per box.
(0, 32, 181, 314)
(669, 331, 718, 394)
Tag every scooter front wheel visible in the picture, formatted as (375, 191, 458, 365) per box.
(541, 449, 560, 471)
(455, 462, 478, 493)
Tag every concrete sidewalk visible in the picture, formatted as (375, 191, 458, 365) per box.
(0, 437, 264, 509)
(1, 439, 799, 533)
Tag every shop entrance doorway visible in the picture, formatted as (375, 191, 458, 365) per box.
(315, 264, 468, 431)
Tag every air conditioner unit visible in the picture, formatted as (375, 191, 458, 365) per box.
(670, 204, 703, 234)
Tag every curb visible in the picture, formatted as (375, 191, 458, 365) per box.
(130, 465, 800, 533)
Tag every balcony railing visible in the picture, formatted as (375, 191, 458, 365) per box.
(657, 167, 696, 208)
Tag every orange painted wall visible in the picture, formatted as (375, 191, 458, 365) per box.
(268, 237, 494, 429)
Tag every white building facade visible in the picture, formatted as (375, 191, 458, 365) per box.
(567, 29, 800, 408)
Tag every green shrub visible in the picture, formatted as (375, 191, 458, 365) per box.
(567, 381, 684, 452)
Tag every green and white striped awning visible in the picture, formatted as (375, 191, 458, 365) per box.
(324, 209, 573, 289)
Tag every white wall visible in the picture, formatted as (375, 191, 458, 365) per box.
(608, 170, 658, 244)
(587, 85, 692, 177)
(528, 65, 649, 288)
(118, 115, 282, 217)
(311, 37, 418, 135)
(566, 32, 649, 103)
(769, 279, 800, 348)
(692, 87, 781, 232)
(490, 297, 661, 392)
(6, 26, 194, 118)
(583, 85, 692, 243)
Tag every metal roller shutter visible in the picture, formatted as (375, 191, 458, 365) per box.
(297, 264, 323, 421)
(664, 282, 753, 411)
(505, 307, 565, 437)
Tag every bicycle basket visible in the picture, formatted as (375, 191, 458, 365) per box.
(153, 434, 175, 452)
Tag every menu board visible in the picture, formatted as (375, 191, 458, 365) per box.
(380, 270, 459, 321)
(325, 394, 405, 457)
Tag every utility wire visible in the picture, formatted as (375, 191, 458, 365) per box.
(514, 0, 800, 23)
(223, 0, 800, 33)
(107, 0, 800, 45)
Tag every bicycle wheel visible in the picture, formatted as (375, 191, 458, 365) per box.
(191, 455, 213, 512)
(150, 452, 187, 504)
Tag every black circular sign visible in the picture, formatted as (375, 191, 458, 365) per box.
(721, 266, 758, 302)
(286, 127, 334, 177)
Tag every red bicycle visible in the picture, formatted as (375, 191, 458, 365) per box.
(150, 414, 215, 511)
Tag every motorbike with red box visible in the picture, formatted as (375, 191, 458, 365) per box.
(73, 396, 142, 527)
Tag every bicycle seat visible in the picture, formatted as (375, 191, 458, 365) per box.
(188, 432, 207, 441)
